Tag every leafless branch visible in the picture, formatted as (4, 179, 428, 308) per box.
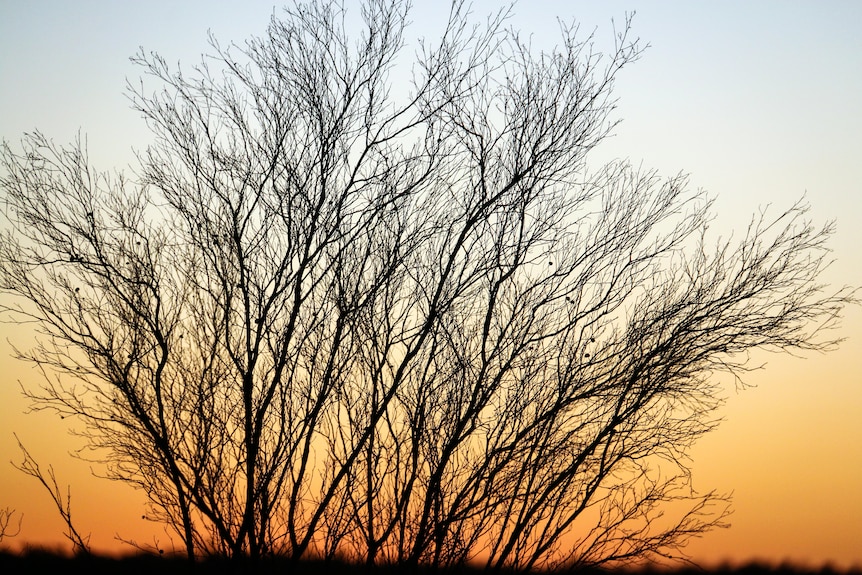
(12, 435, 91, 555)
(0, 506, 22, 544)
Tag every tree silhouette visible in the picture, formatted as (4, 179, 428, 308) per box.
(0, 0, 854, 570)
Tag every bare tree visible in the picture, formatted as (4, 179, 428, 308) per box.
(0, 0, 854, 570)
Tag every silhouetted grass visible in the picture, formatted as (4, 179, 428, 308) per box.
(1, 549, 859, 575)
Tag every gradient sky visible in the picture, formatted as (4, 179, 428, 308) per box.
(1, 0, 860, 568)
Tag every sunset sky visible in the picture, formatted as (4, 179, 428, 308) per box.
(1, 0, 860, 568)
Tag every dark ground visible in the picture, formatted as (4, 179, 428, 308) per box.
(1, 549, 859, 575)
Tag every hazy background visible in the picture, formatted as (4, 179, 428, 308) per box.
(1, 0, 860, 568)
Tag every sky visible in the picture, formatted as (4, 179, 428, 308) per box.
(0, 0, 860, 568)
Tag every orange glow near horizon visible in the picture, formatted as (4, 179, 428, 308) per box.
(3, 322, 860, 568)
